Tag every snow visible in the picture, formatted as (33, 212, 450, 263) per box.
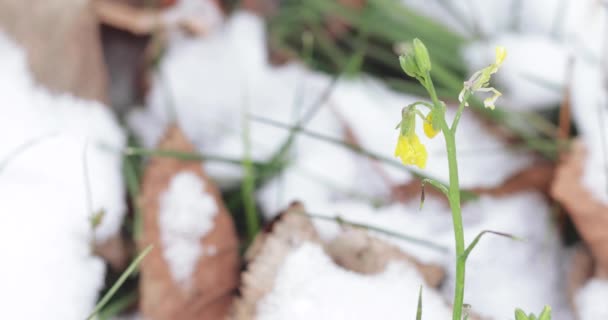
(0, 32, 125, 318)
(446, 193, 570, 319)
(129, 11, 339, 188)
(159, 171, 218, 285)
(295, 192, 571, 319)
(256, 242, 452, 320)
(571, 58, 608, 205)
(576, 278, 608, 320)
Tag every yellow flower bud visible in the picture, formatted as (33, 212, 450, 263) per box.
(495, 46, 507, 66)
(394, 134, 428, 169)
(423, 112, 439, 138)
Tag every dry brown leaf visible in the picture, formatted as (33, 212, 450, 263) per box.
(326, 229, 445, 287)
(94, 234, 131, 271)
(232, 203, 321, 320)
(138, 125, 240, 320)
(233, 203, 447, 319)
(473, 162, 555, 196)
(552, 141, 608, 275)
(0, 0, 107, 101)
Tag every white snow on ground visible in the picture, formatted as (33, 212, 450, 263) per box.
(129, 11, 340, 188)
(576, 278, 608, 320)
(445, 193, 571, 319)
(0, 32, 126, 318)
(159, 171, 218, 284)
(256, 242, 452, 320)
(571, 58, 608, 205)
(297, 192, 571, 319)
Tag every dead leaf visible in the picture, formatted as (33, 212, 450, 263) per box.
(138, 125, 240, 320)
(232, 203, 321, 320)
(94, 234, 131, 271)
(0, 0, 107, 101)
(552, 141, 608, 275)
(326, 229, 445, 287)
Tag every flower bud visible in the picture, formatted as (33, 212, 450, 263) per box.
(399, 52, 419, 79)
(412, 38, 431, 74)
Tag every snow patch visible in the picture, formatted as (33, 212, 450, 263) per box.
(576, 278, 608, 320)
(0, 31, 125, 319)
(296, 193, 571, 319)
(256, 242, 452, 320)
(160, 171, 218, 284)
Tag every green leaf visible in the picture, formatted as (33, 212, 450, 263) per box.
(514, 308, 529, 320)
(538, 306, 552, 320)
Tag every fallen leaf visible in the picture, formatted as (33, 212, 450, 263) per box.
(552, 141, 608, 275)
(0, 0, 107, 101)
(138, 124, 240, 320)
(327, 229, 445, 287)
(232, 202, 321, 320)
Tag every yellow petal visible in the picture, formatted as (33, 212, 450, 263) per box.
(495, 46, 507, 66)
(423, 113, 439, 138)
(394, 134, 428, 169)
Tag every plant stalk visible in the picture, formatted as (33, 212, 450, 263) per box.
(443, 128, 466, 320)
(427, 74, 466, 320)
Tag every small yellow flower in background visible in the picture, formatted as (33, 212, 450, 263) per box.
(423, 112, 439, 138)
(394, 134, 428, 169)
(458, 46, 507, 109)
(495, 46, 507, 66)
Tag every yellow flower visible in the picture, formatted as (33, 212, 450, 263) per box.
(458, 46, 507, 109)
(394, 134, 428, 169)
(495, 46, 507, 66)
(423, 112, 439, 138)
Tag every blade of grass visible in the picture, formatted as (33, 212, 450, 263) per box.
(97, 291, 138, 320)
(294, 210, 448, 252)
(87, 245, 153, 320)
(241, 103, 260, 243)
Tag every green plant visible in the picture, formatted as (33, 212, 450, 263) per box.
(395, 39, 548, 319)
(514, 306, 552, 320)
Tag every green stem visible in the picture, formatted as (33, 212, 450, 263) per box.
(426, 75, 466, 320)
(443, 125, 466, 320)
(451, 91, 470, 133)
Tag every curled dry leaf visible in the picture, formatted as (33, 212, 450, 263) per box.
(327, 229, 444, 287)
(232, 202, 322, 320)
(233, 203, 446, 319)
(94, 234, 130, 271)
(0, 0, 107, 101)
(552, 141, 608, 275)
(138, 125, 240, 320)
